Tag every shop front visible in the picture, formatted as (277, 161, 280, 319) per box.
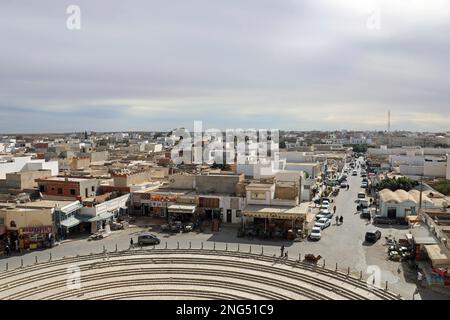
(18, 226, 54, 250)
(241, 205, 306, 240)
(167, 204, 197, 222)
(148, 194, 177, 219)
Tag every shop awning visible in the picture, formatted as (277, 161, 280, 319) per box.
(78, 211, 114, 223)
(168, 204, 196, 214)
(61, 202, 83, 215)
(243, 205, 306, 220)
(60, 216, 81, 228)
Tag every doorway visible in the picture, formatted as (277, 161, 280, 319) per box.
(226, 209, 232, 223)
(387, 208, 397, 219)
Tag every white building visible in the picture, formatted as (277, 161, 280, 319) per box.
(379, 189, 439, 219)
(0, 156, 59, 179)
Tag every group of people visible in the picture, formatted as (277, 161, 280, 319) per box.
(335, 215, 344, 225)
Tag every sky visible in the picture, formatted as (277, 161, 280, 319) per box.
(0, 0, 449, 133)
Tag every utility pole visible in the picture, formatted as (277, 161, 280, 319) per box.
(419, 174, 424, 213)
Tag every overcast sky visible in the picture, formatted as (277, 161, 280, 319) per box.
(1, 0, 449, 133)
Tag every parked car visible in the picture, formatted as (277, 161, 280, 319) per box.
(365, 230, 381, 243)
(316, 209, 333, 220)
(357, 192, 366, 199)
(360, 208, 371, 218)
(138, 233, 161, 246)
(319, 204, 329, 211)
(340, 181, 348, 188)
(352, 170, 358, 176)
(361, 181, 368, 188)
(315, 218, 331, 229)
(372, 216, 397, 225)
(309, 227, 322, 240)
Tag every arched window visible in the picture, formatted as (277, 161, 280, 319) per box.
(10, 220, 17, 228)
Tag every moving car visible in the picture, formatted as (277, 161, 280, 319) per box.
(357, 192, 366, 199)
(365, 230, 381, 243)
(340, 181, 348, 188)
(319, 204, 329, 211)
(361, 181, 368, 188)
(314, 217, 331, 229)
(352, 170, 358, 176)
(309, 227, 322, 240)
(138, 233, 161, 246)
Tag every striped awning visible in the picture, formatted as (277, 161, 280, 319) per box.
(78, 211, 114, 223)
(60, 216, 81, 228)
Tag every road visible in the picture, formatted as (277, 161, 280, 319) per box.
(1, 157, 447, 299)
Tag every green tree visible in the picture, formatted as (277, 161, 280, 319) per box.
(375, 177, 419, 191)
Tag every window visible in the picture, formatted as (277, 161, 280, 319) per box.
(251, 192, 266, 200)
(91, 186, 95, 192)
(70, 189, 76, 195)
(57, 188, 63, 194)
(236, 210, 242, 218)
(39, 185, 45, 192)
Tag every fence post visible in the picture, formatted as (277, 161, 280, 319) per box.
(189, 241, 192, 249)
(21, 259, 23, 267)
(201, 242, 203, 249)
(35, 256, 38, 264)
(6, 263, 8, 271)
(347, 266, 350, 276)
(261, 246, 263, 255)
(237, 243, 240, 252)
(165, 242, 168, 249)
(298, 253, 301, 262)
(226, 243, 228, 251)
(335, 262, 338, 271)
(249, 245, 252, 253)
(323, 259, 325, 267)
(360, 270, 363, 280)
(213, 242, 216, 250)
(385, 281, 388, 291)
(115, 244, 118, 252)
(177, 241, 179, 249)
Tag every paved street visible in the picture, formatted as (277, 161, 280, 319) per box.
(1, 158, 447, 299)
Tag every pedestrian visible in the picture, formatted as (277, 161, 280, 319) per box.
(280, 244, 285, 257)
(284, 251, 288, 258)
(5, 244, 10, 256)
(335, 215, 339, 225)
(130, 237, 134, 248)
(333, 205, 336, 214)
(339, 216, 343, 224)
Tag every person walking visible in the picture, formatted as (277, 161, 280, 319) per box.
(130, 237, 134, 249)
(280, 244, 285, 257)
(335, 215, 339, 225)
(5, 244, 10, 256)
(333, 205, 337, 214)
(339, 216, 344, 224)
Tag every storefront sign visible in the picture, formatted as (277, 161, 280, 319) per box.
(176, 196, 197, 204)
(21, 226, 53, 234)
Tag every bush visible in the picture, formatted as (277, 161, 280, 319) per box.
(433, 180, 450, 196)
(375, 177, 419, 192)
